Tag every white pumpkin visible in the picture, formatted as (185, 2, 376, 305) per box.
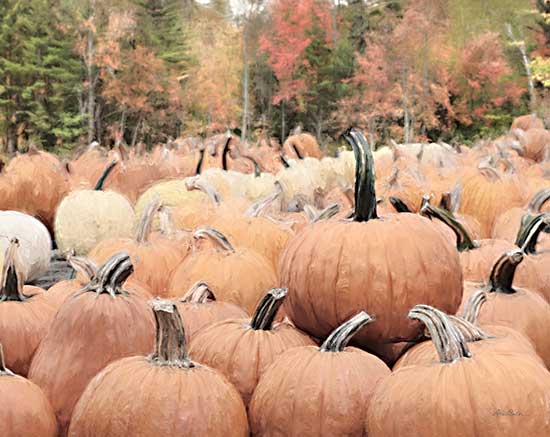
(55, 190, 135, 256)
(0, 211, 51, 282)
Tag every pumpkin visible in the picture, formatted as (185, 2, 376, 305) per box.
(55, 162, 135, 256)
(169, 228, 277, 313)
(282, 132, 322, 159)
(514, 213, 550, 298)
(492, 188, 550, 242)
(28, 253, 155, 436)
(367, 305, 550, 436)
(175, 281, 248, 342)
(4, 146, 69, 230)
(458, 249, 550, 367)
(189, 288, 314, 405)
(511, 113, 545, 132)
(514, 128, 550, 162)
(0, 210, 51, 281)
(68, 299, 249, 437)
(394, 309, 541, 369)
(0, 344, 57, 437)
(459, 164, 526, 238)
(279, 129, 463, 359)
(134, 178, 210, 232)
(208, 203, 293, 270)
(0, 239, 56, 376)
(249, 311, 390, 436)
(88, 199, 186, 297)
(65, 142, 107, 189)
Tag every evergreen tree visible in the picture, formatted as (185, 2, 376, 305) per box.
(0, 0, 83, 152)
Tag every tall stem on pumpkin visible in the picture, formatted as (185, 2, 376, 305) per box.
(527, 188, 550, 212)
(94, 161, 117, 191)
(389, 196, 412, 213)
(343, 128, 377, 222)
(515, 213, 549, 254)
(185, 177, 222, 204)
(221, 132, 232, 171)
(195, 148, 205, 175)
(420, 201, 478, 251)
(448, 315, 493, 342)
(250, 288, 287, 330)
(408, 305, 471, 363)
(67, 253, 98, 283)
(488, 249, 524, 294)
(320, 312, 373, 352)
(151, 299, 194, 368)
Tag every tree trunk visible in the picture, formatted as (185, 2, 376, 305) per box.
(131, 116, 142, 148)
(241, 24, 249, 144)
(86, 26, 96, 144)
(505, 24, 536, 112)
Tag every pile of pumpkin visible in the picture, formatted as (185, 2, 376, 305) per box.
(1, 114, 550, 436)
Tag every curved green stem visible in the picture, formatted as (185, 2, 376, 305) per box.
(320, 311, 373, 352)
(420, 201, 478, 251)
(280, 154, 290, 168)
(94, 161, 117, 191)
(312, 203, 340, 222)
(250, 288, 287, 330)
(151, 299, 194, 368)
(448, 315, 493, 342)
(343, 128, 377, 222)
(488, 249, 524, 294)
(408, 305, 471, 363)
(291, 143, 304, 160)
(515, 213, 549, 254)
(222, 133, 232, 171)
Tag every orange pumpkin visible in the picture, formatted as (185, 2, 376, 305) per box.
(175, 281, 248, 342)
(169, 227, 277, 313)
(367, 305, 550, 436)
(189, 288, 314, 405)
(249, 312, 390, 436)
(279, 129, 463, 359)
(68, 299, 249, 437)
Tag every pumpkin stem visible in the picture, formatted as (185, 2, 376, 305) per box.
(193, 227, 235, 252)
(0, 344, 12, 375)
(180, 281, 215, 303)
(151, 299, 194, 368)
(420, 201, 478, 251)
(439, 192, 452, 212)
(448, 315, 493, 342)
(280, 154, 290, 168)
(185, 176, 222, 204)
(527, 188, 550, 212)
(488, 249, 523, 294)
(477, 162, 501, 181)
(195, 148, 205, 175)
(408, 305, 471, 363)
(250, 288, 287, 330)
(221, 133, 232, 171)
(515, 213, 549, 254)
(461, 290, 487, 325)
(389, 196, 412, 213)
(94, 161, 117, 191)
(343, 128, 377, 222)
(158, 206, 175, 235)
(0, 239, 33, 302)
(312, 203, 340, 222)
(244, 188, 282, 218)
(320, 311, 373, 352)
(242, 155, 262, 177)
(67, 253, 98, 283)
(80, 252, 133, 297)
(291, 143, 304, 160)
(136, 198, 161, 244)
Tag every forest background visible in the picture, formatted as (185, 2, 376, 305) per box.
(1, 0, 550, 155)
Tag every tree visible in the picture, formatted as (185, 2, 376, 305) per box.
(0, 0, 83, 152)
